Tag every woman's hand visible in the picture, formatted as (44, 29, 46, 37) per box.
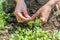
(32, 0, 59, 24)
(14, 0, 31, 23)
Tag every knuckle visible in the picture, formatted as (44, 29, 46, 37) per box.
(14, 11, 19, 15)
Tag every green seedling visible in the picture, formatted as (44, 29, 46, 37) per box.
(10, 27, 53, 40)
(34, 17, 42, 27)
(0, 0, 10, 30)
(28, 21, 34, 28)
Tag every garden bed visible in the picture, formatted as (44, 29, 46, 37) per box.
(0, 0, 60, 40)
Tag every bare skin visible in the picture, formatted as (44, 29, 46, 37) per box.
(32, 0, 59, 24)
(14, 0, 60, 24)
(14, 0, 31, 23)
(39, 0, 60, 24)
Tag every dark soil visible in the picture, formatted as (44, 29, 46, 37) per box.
(2, 0, 51, 27)
(2, 0, 60, 30)
(0, 0, 60, 40)
(43, 10, 60, 31)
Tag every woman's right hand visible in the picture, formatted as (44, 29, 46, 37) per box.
(14, 0, 31, 23)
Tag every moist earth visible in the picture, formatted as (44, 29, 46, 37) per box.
(2, 0, 60, 31)
(0, 0, 60, 40)
(2, 0, 59, 30)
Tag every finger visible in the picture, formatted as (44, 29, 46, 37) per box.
(14, 12, 25, 23)
(18, 12, 31, 20)
(39, 8, 51, 24)
(31, 8, 42, 20)
(23, 9, 31, 18)
(39, 17, 47, 24)
(16, 16, 25, 23)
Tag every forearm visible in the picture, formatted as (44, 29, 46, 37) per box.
(45, 0, 59, 8)
(15, 0, 24, 3)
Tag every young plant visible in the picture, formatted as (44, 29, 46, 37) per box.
(10, 27, 52, 40)
(0, 0, 10, 30)
(27, 17, 42, 28)
(34, 17, 42, 27)
(27, 21, 34, 28)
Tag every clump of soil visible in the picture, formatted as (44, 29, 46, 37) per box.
(0, 29, 9, 40)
